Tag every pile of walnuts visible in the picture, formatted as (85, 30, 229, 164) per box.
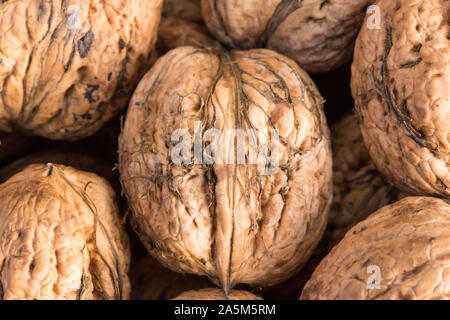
(0, 0, 448, 300)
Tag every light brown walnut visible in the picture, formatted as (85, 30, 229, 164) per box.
(0, 164, 130, 300)
(201, 0, 375, 73)
(119, 46, 332, 292)
(301, 197, 450, 300)
(351, 0, 450, 199)
(0, 0, 162, 140)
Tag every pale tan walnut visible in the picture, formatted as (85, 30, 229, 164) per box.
(130, 254, 211, 300)
(158, 0, 217, 52)
(119, 46, 333, 291)
(0, 0, 162, 140)
(328, 113, 405, 247)
(301, 196, 450, 300)
(0, 164, 130, 300)
(173, 288, 262, 300)
(351, 0, 450, 198)
(201, 0, 375, 73)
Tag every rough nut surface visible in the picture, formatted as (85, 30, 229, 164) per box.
(130, 254, 211, 300)
(351, 0, 450, 198)
(0, 0, 162, 140)
(173, 288, 262, 300)
(328, 113, 404, 246)
(301, 197, 450, 300)
(201, 0, 375, 73)
(0, 164, 130, 300)
(119, 46, 332, 291)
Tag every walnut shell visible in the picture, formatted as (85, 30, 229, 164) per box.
(173, 288, 262, 300)
(130, 254, 211, 300)
(157, 0, 217, 53)
(351, 0, 450, 198)
(301, 196, 450, 300)
(0, 0, 162, 140)
(201, 0, 375, 73)
(328, 113, 404, 246)
(0, 164, 130, 300)
(119, 46, 333, 291)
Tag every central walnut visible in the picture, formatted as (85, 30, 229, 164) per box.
(119, 46, 332, 291)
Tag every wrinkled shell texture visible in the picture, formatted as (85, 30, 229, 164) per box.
(0, 164, 130, 300)
(158, 0, 216, 52)
(0, 0, 161, 140)
(119, 46, 333, 290)
(351, 0, 450, 198)
(130, 254, 211, 300)
(201, 0, 375, 73)
(328, 114, 404, 246)
(173, 288, 262, 300)
(301, 197, 450, 300)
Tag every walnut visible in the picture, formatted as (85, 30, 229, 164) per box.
(119, 46, 332, 291)
(0, 164, 130, 299)
(201, 0, 375, 72)
(301, 197, 450, 300)
(351, 0, 450, 198)
(0, 0, 162, 140)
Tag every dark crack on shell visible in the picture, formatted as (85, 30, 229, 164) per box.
(362, 25, 442, 157)
(76, 271, 89, 300)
